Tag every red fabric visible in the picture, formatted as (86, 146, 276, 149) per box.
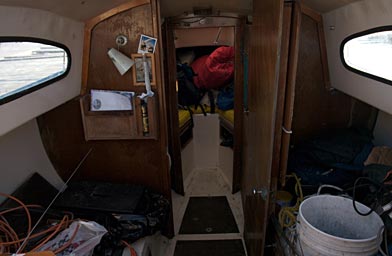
(191, 46, 235, 89)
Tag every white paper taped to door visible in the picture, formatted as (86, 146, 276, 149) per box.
(91, 89, 135, 111)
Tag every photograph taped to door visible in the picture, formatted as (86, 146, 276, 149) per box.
(131, 53, 156, 86)
(137, 34, 157, 54)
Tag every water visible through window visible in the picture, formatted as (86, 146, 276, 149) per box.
(342, 29, 392, 83)
(0, 41, 69, 101)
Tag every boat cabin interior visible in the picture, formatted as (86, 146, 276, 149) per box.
(1, 0, 392, 255)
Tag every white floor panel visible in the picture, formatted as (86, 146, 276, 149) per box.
(192, 114, 220, 169)
(158, 113, 246, 256)
(164, 167, 246, 256)
(184, 168, 230, 196)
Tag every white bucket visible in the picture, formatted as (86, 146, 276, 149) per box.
(297, 195, 384, 256)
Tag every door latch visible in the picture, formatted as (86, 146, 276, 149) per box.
(253, 188, 269, 201)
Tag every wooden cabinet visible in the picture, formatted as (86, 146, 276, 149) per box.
(241, 2, 378, 255)
(37, 0, 172, 222)
(242, 1, 340, 255)
(79, 0, 160, 141)
(80, 94, 158, 140)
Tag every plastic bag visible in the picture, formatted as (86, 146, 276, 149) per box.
(39, 220, 107, 256)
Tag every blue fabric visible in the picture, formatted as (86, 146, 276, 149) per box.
(217, 84, 234, 110)
(289, 128, 374, 187)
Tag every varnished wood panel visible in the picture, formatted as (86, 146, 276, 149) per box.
(278, 4, 375, 187)
(174, 27, 235, 48)
(232, 20, 245, 194)
(80, 95, 158, 140)
(87, 6, 153, 91)
(241, 0, 284, 255)
(38, 1, 171, 203)
(81, 0, 150, 95)
(271, 3, 292, 191)
(291, 13, 352, 145)
(38, 99, 165, 194)
(279, 2, 302, 186)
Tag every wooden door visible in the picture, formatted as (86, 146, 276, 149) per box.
(272, 2, 295, 195)
(163, 21, 184, 195)
(232, 20, 245, 193)
(279, 3, 332, 186)
(241, 0, 284, 255)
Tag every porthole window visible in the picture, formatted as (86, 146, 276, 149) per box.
(0, 37, 71, 104)
(341, 26, 392, 85)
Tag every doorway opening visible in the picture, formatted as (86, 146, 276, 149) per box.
(163, 14, 247, 255)
(164, 15, 245, 196)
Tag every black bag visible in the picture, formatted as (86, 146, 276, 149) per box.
(177, 63, 204, 107)
(178, 78, 204, 107)
(177, 63, 208, 119)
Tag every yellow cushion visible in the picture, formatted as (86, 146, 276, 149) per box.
(188, 104, 212, 114)
(178, 109, 191, 128)
(218, 109, 234, 124)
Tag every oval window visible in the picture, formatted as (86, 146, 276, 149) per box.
(341, 26, 392, 85)
(0, 38, 71, 104)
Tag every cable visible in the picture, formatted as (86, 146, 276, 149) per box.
(0, 192, 32, 252)
(271, 215, 302, 256)
(53, 223, 80, 254)
(0, 221, 64, 246)
(352, 177, 387, 216)
(0, 220, 19, 246)
(384, 227, 390, 256)
(122, 240, 138, 256)
(0, 195, 75, 252)
(16, 148, 92, 253)
(278, 173, 303, 228)
(0, 204, 42, 215)
(30, 215, 69, 252)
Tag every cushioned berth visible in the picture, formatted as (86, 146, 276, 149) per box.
(178, 109, 193, 147)
(218, 109, 234, 134)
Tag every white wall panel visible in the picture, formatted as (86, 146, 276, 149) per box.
(0, 6, 84, 136)
(374, 111, 392, 147)
(323, 0, 392, 115)
(0, 120, 63, 200)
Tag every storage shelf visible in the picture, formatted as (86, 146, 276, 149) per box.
(80, 93, 157, 140)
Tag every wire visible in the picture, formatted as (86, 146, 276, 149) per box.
(278, 173, 303, 228)
(384, 227, 390, 256)
(53, 223, 80, 254)
(30, 215, 69, 252)
(0, 204, 42, 215)
(271, 216, 302, 256)
(0, 221, 65, 246)
(122, 240, 138, 256)
(352, 177, 387, 216)
(0, 220, 19, 246)
(0, 192, 32, 252)
(16, 148, 92, 253)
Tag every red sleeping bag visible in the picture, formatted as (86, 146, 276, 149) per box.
(191, 46, 234, 90)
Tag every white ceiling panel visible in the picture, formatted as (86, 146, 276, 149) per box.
(0, 0, 132, 21)
(0, 0, 364, 21)
(303, 0, 363, 13)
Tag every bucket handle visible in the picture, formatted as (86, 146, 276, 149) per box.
(377, 226, 387, 256)
(317, 184, 344, 195)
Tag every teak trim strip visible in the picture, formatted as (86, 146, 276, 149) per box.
(279, 1, 301, 187)
(81, 0, 150, 95)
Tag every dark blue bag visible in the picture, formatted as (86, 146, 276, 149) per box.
(217, 84, 234, 110)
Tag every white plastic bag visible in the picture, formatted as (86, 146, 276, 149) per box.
(39, 220, 107, 256)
